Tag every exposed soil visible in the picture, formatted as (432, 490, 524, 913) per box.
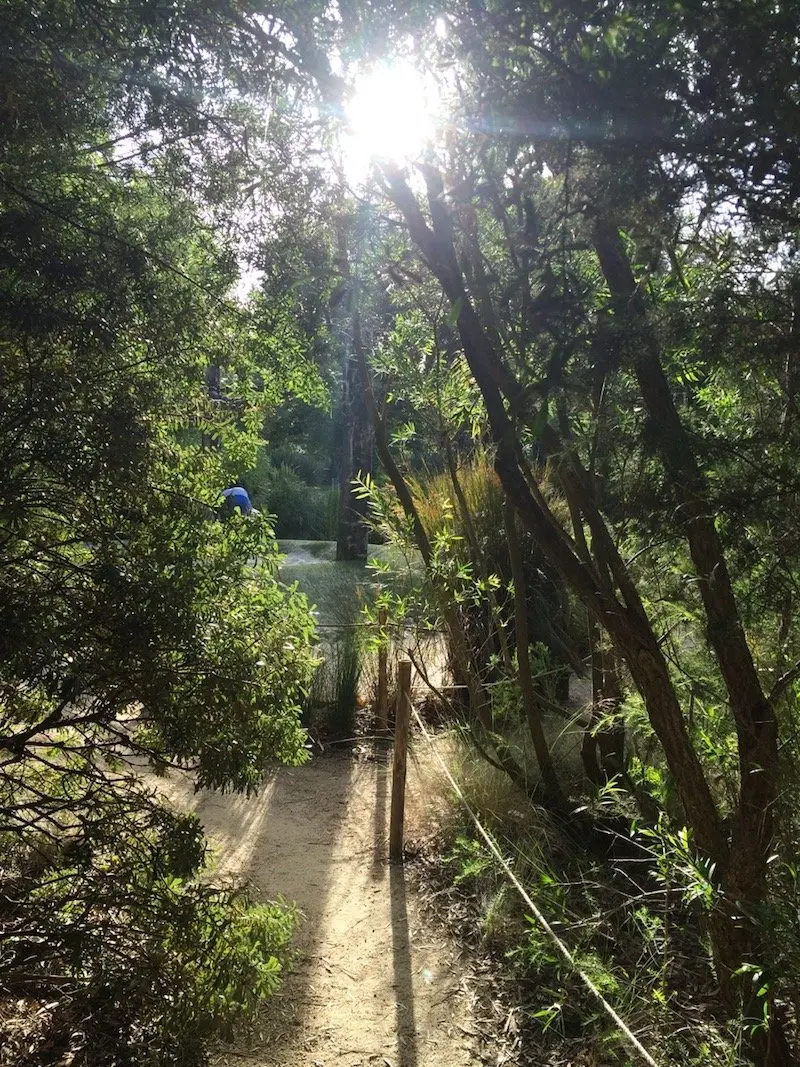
(160, 749, 480, 1067)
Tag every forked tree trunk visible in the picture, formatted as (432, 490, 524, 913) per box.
(592, 219, 779, 1005)
(383, 163, 726, 855)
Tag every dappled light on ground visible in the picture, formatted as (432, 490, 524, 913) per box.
(158, 753, 477, 1067)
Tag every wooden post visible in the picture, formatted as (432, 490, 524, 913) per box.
(377, 607, 388, 734)
(389, 659, 412, 863)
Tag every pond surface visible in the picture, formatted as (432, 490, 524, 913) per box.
(279, 540, 338, 567)
(277, 540, 421, 629)
(276, 540, 443, 689)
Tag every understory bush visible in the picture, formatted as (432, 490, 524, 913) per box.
(0, 775, 298, 1066)
(247, 454, 339, 540)
(421, 732, 742, 1066)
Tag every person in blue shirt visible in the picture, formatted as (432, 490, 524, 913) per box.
(221, 485, 253, 517)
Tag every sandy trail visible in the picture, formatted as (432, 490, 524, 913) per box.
(161, 752, 479, 1067)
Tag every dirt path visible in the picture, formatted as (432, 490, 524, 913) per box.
(161, 752, 479, 1067)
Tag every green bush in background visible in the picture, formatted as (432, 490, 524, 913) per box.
(246, 454, 339, 540)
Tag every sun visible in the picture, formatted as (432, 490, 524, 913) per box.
(341, 59, 439, 184)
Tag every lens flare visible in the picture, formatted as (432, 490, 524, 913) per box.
(342, 59, 439, 183)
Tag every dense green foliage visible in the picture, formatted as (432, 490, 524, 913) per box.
(0, 1, 324, 1062)
(259, 1, 800, 1062)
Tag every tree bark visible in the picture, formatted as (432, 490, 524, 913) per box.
(593, 218, 780, 883)
(592, 221, 778, 978)
(582, 618, 625, 784)
(334, 224, 373, 561)
(335, 331, 373, 561)
(504, 498, 566, 807)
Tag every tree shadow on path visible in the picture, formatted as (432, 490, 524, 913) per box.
(373, 748, 420, 1065)
(390, 863, 419, 1067)
(176, 753, 356, 1064)
(162, 748, 467, 1067)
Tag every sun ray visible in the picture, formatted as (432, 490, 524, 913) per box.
(341, 59, 440, 184)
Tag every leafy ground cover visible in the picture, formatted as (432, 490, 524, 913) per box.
(407, 729, 738, 1067)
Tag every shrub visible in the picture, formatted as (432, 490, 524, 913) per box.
(329, 632, 362, 740)
(426, 733, 734, 1066)
(0, 769, 299, 1066)
(247, 455, 339, 540)
(0, 111, 317, 1066)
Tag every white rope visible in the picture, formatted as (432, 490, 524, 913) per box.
(410, 705, 661, 1067)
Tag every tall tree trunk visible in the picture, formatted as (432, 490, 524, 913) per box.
(776, 278, 800, 670)
(383, 164, 727, 867)
(593, 219, 779, 1001)
(582, 618, 625, 785)
(336, 332, 373, 560)
(781, 277, 800, 435)
(334, 225, 373, 561)
(504, 498, 565, 807)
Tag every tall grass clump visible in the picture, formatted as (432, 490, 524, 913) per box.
(409, 452, 585, 692)
(330, 631, 362, 740)
(304, 632, 363, 742)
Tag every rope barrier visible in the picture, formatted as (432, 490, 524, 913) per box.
(409, 703, 662, 1067)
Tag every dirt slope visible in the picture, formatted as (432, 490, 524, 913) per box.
(162, 752, 479, 1067)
